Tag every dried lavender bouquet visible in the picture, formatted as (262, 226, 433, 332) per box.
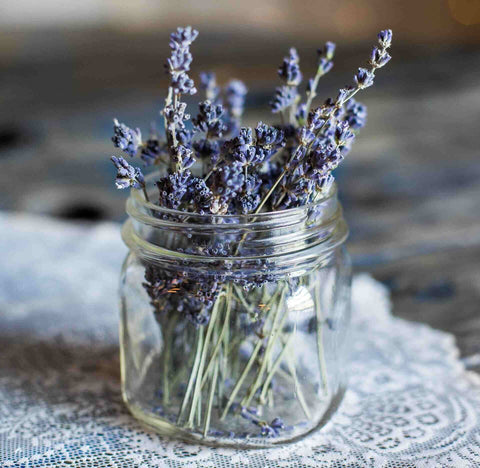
(111, 27, 392, 443)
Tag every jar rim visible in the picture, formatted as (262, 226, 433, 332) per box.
(130, 171, 338, 224)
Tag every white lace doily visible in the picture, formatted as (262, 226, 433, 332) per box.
(1, 212, 479, 468)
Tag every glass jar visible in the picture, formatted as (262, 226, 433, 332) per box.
(119, 174, 351, 448)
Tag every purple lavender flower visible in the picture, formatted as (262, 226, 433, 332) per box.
(166, 26, 198, 96)
(335, 88, 353, 107)
(143, 264, 219, 327)
(354, 67, 375, 89)
(278, 48, 302, 86)
(235, 173, 262, 214)
(296, 103, 307, 123)
(310, 144, 344, 175)
(344, 98, 367, 130)
(232, 127, 254, 150)
(176, 129, 193, 147)
(315, 173, 334, 193)
(225, 128, 271, 168)
(140, 138, 168, 166)
(260, 417, 285, 437)
(199, 72, 220, 102)
(278, 173, 314, 208)
(377, 29, 393, 48)
(370, 46, 392, 68)
(112, 119, 142, 157)
(240, 407, 286, 437)
(170, 26, 199, 50)
(172, 145, 195, 171)
(255, 122, 284, 150)
(209, 163, 245, 213)
(187, 177, 214, 214)
(156, 170, 191, 209)
(192, 101, 227, 137)
(321, 41, 336, 61)
(316, 42, 336, 76)
(237, 193, 260, 214)
(193, 139, 221, 165)
(297, 126, 316, 146)
(334, 121, 354, 148)
(225, 80, 248, 119)
(110, 156, 144, 189)
(270, 86, 298, 113)
(164, 102, 190, 133)
(171, 73, 197, 96)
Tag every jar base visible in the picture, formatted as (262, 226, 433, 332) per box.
(123, 386, 346, 449)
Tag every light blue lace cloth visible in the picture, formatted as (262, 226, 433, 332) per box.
(1, 212, 479, 468)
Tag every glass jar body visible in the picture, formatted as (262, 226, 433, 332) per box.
(119, 246, 351, 448)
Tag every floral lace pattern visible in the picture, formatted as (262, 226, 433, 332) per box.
(1, 213, 479, 467)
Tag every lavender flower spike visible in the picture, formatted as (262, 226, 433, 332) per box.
(226, 80, 248, 118)
(270, 86, 298, 114)
(199, 72, 220, 102)
(278, 48, 302, 86)
(354, 67, 375, 89)
(112, 119, 142, 157)
(111, 156, 145, 189)
(378, 29, 393, 48)
(166, 26, 199, 96)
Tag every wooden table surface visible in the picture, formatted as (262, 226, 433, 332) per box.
(1, 30, 479, 372)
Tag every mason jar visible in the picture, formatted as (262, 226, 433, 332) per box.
(119, 173, 351, 448)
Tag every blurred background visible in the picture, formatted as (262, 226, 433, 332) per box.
(1, 1, 479, 364)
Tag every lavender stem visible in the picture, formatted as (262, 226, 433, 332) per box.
(200, 287, 231, 389)
(203, 356, 219, 437)
(186, 291, 223, 428)
(314, 282, 329, 395)
(220, 338, 264, 420)
(241, 286, 287, 408)
(259, 331, 294, 404)
(177, 328, 204, 424)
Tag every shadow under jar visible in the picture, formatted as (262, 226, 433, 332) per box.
(119, 175, 352, 448)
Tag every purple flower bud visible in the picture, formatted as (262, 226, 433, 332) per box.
(336, 87, 353, 105)
(307, 108, 327, 131)
(226, 80, 248, 118)
(334, 121, 354, 146)
(187, 177, 213, 214)
(354, 67, 375, 89)
(318, 57, 334, 75)
(140, 138, 168, 166)
(270, 86, 298, 113)
(270, 417, 285, 430)
(156, 170, 191, 209)
(306, 78, 315, 94)
(370, 47, 392, 68)
(296, 103, 307, 123)
(193, 139, 220, 164)
(199, 71, 220, 102)
(344, 98, 367, 130)
(170, 26, 199, 50)
(173, 145, 195, 171)
(171, 72, 197, 95)
(112, 119, 142, 157)
(255, 122, 285, 149)
(322, 41, 336, 61)
(163, 102, 190, 132)
(111, 156, 144, 189)
(192, 101, 226, 137)
(316, 173, 334, 193)
(278, 47, 302, 86)
(377, 29, 393, 48)
(298, 127, 316, 146)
